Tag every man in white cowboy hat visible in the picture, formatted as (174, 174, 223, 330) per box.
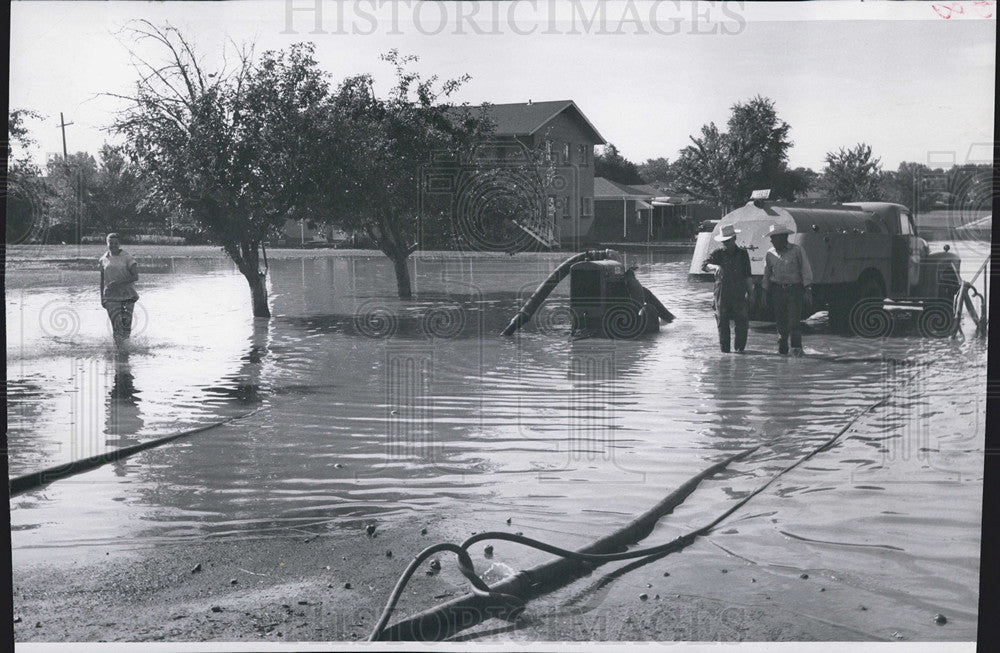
(761, 224, 813, 356)
(702, 224, 753, 353)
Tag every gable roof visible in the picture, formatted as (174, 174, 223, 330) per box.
(594, 177, 655, 200)
(461, 100, 606, 145)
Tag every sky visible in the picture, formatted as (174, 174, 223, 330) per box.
(8, 1, 997, 172)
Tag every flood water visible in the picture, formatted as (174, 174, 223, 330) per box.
(6, 242, 989, 641)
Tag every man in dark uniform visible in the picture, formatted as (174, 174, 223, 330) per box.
(702, 224, 753, 353)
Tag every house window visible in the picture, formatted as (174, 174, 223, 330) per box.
(581, 197, 593, 216)
(547, 195, 558, 219)
(545, 140, 555, 163)
(562, 142, 570, 164)
(578, 144, 590, 166)
(562, 196, 572, 219)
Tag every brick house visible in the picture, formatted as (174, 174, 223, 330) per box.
(462, 100, 606, 249)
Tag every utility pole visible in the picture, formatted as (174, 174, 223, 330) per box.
(58, 112, 73, 160)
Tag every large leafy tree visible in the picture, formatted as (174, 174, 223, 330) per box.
(821, 143, 883, 202)
(44, 152, 99, 242)
(112, 22, 339, 317)
(6, 110, 51, 243)
(673, 96, 801, 210)
(325, 51, 492, 298)
(87, 143, 161, 234)
(637, 157, 674, 190)
(594, 143, 645, 186)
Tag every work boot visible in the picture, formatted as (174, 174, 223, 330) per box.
(778, 339, 789, 355)
(791, 347, 804, 357)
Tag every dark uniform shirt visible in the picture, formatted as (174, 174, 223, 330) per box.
(705, 246, 751, 305)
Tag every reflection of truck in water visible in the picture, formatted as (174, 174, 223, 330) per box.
(690, 198, 963, 334)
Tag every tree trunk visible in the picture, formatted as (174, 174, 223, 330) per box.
(392, 254, 412, 300)
(247, 271, 271, 318)
(225, 237, 271, 318)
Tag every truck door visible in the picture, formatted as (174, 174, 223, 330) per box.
(890, 210, 918, 295)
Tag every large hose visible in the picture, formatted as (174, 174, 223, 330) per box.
(500, 250, 620, 336)
(371, 361, 922, 641)
(9, 409, 259, 497)
(370, 447, 756, 641)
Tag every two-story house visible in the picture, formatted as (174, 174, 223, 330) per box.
(463, 100, 606, 249)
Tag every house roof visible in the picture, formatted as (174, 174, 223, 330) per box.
(594, 177, 655, 200)
(460, 100, 606, 145)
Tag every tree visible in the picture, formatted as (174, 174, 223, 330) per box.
(112, 22, 339, 317)
(821, 143, 883, 202)
(6, 109, 50, 243)
(672, 96, 800, 210)
(324, 51, 492, 298)
(44, 151, 99, 242)
(87, 143, 159, 234)
(637, 157, 674, 190)
(594, 143, 645, 186)
(672, 123, 735, 208)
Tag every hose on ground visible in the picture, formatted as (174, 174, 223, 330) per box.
(370, 362, 922, 641)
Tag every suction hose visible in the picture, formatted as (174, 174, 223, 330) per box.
(500, 249, 620, 336)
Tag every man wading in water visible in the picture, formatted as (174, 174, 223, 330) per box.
(761, 224, 813, 356)
(99, 233, 139, 347)
(702, 224, 753, 353)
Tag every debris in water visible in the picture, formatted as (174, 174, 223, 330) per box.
(859, 605, 868, 611)
(35, 622, 42, 628)
(663, 571, 670, 577)
(344, 582, 352, 589)
(820, 587, 825, 592)
(421, 528, 428, 536)
(385, 550, 392, 558)
(751, 578, 756, 583)
(429, 559, 441, 571)
(721, 569, 728, 574)
(891, 631, 903, 639)
(211, 606, 222, 613)
(799, 573, 809, 579)
(191, 563, 202, 574)
(484, 545, 494, 557)
(935, 614, 948, 625)
(298, 600, 309, 606)
(506, 517, 512, 525)
(230, 579, 238, 585)
(639, 593, 649, 601)
(365, 524, 377, 538)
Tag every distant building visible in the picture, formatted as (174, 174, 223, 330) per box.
(458, 100, 606, 249)
(589, 177, 722, 243)
(273, 219, 350, 247)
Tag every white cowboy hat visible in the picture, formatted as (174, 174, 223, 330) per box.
(714, 224, 741, 242)
(767, 224, 794, 237)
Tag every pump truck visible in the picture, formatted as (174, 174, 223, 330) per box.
(691, 192, 968, 336)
